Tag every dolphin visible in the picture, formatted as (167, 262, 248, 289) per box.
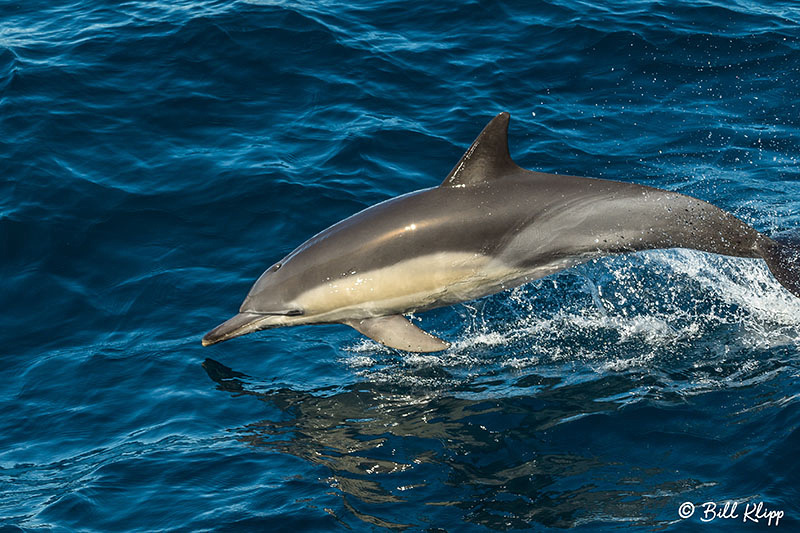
(203, 112, 800, 352)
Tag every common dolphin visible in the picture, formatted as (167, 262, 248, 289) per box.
(203, 112, 800, 352)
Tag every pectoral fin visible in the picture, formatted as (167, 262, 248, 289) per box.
(344, 315, 450, 352)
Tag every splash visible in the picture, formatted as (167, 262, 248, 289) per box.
(342, 249, 800, 394)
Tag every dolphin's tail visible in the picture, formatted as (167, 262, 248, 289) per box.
(760, 232, 800, 298)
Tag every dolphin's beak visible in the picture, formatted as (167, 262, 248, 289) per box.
(202, 312, 268, 346)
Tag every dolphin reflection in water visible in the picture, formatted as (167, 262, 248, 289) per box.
(202, 357, 729, 529)
(203, 113, 800, 351)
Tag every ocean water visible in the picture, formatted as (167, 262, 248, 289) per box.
(2, 0, 800, 531)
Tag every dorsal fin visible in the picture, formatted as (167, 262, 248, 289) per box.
(440, 112, 520, 187)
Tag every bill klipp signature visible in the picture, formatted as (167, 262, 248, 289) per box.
(678, 501, 784, 526)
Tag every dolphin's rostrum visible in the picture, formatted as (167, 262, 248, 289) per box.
(203, 113, 800, 352)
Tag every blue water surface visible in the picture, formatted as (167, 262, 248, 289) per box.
(2, 0, 800, 531)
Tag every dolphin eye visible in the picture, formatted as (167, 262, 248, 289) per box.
(272, 263, 282, 272)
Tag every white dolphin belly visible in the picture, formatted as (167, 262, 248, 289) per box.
(293, 252, 511, 321)
(292, 251, 594, 324)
